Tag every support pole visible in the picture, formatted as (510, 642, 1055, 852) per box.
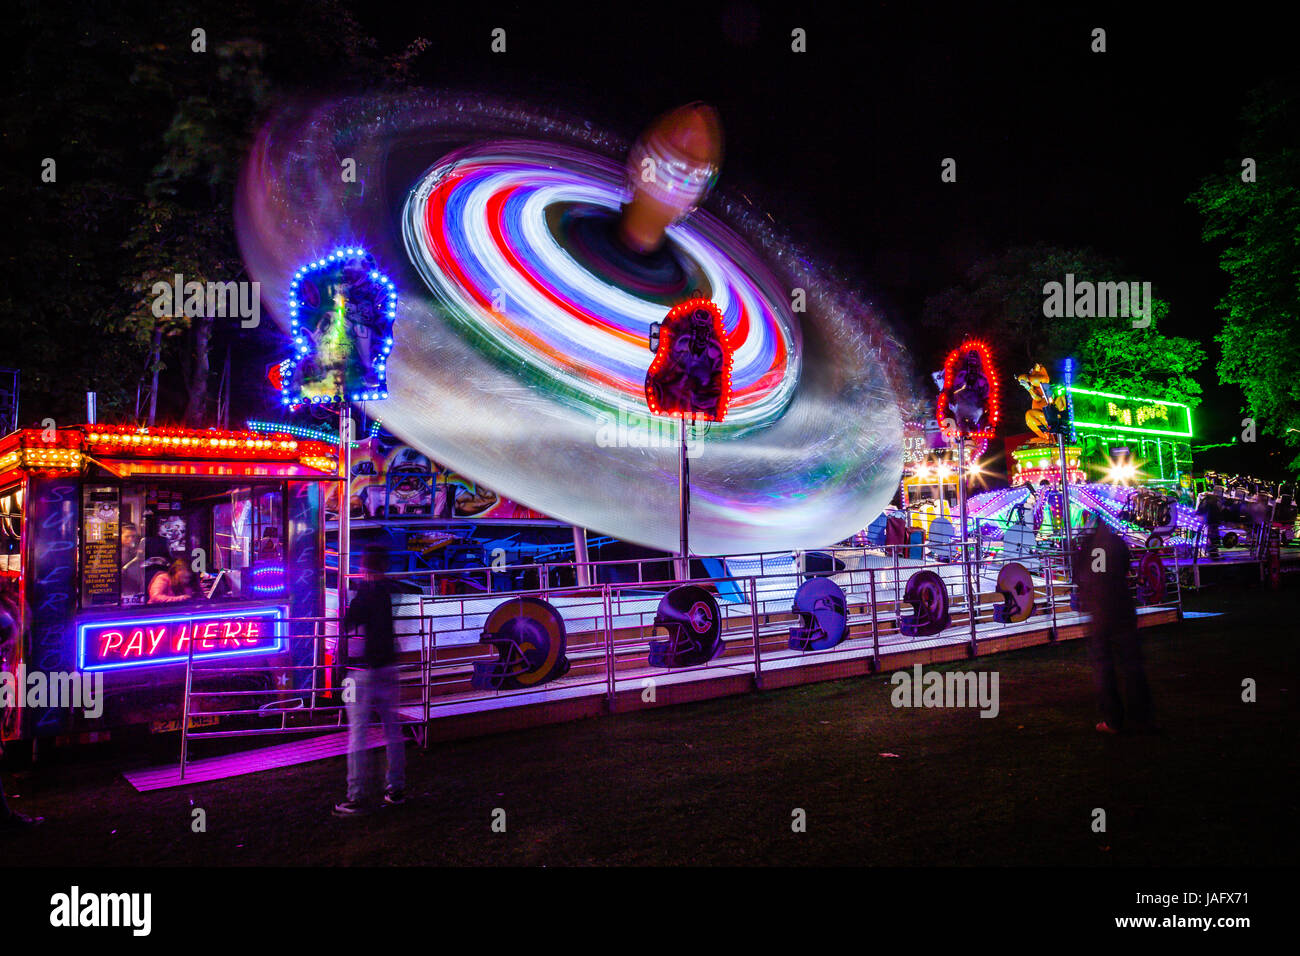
(958, 436, 973, 627)
(574, 526, 591, 588)
(1058, 431, 1074, 575)
(676, 414, 691, 580)
(178, 616, 195, 780)
(338, 405, 353, 626)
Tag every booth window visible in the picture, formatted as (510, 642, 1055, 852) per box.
(0, 486, 21, 576)
(86, 481, 287, 608)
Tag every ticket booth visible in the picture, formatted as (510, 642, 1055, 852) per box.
(0, 424, 337, 743)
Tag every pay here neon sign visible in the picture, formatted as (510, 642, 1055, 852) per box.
(77, 607, 286, 672)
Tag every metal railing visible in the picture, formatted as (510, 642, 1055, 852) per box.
(172, 537, 1183, 778)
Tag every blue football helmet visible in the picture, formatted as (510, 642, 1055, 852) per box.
(789, 577, 849, 651)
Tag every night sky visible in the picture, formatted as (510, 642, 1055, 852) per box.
(351, 1, 1293, 468)
(9, 2, 1294, 470)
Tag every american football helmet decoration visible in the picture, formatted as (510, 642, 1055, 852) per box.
(649, 584, 724, 667)
(644, 297, 733, 421)
(788, 577, 849, 651)
(1136, 552, 1166, 606)
(993, 561, 1035, 623)
(472, 596, 571, 690)
(898, 569, 951, 637)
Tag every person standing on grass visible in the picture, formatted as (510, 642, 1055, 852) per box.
(334, 545, 406, 816)
(0, 753, 41, 830)
(1070, 521, 1154, 734)
(0, 581, 42, 829)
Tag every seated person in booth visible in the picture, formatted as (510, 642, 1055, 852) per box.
(140, 535, 172, 590)
(256, 527, 283, 561)
(148, 559, 196, 604)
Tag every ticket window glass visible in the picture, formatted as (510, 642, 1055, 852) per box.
(213, 485, 286, 599)
(0, 486, 21, 575)
(84, 481, 287, 609)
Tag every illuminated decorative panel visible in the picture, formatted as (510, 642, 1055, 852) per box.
(282, 247, 397, 406)
(1058, 386, 1192, 439)
(645, 297, 734, 421)
(936, 338, 1001, 440)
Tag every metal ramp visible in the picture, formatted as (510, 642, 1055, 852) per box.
(123, 725, 396, 792)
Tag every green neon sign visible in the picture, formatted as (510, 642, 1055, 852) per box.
(1056, 386, 1193, 439)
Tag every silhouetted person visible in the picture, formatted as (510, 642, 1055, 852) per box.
(0, 581, 42, 829)
(1197, 491, 1222, 559)
(120, 522, 144, 596)
(141, 535, 172, 592)
(256, 527, 283, 561)
(334, 545, 406, 815)
(1071, 522, 1153, 734)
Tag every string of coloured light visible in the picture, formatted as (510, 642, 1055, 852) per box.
(283, 247, 397, 407)
(936, 337, 1001, 441)
(404, 144, 796, 425)
(247, 418, 382, 446)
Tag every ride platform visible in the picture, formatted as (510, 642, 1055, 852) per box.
(123, 561, 1179, 791)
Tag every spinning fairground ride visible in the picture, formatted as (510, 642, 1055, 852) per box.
(236, 95, 909, 566)
(222, 93, 919, 712)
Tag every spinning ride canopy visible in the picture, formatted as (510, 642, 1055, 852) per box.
(236, 93, 907, 553)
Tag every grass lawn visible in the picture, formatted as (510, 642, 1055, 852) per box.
(3, 580, 1295, 866)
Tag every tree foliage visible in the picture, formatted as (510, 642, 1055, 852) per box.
(117, 29, 269, 425)
(920, 244, 1206, 412)
(1, 0, 427, 427)
(0, 3, 147, 424)
(1188, 78, 1300, 471)
(1075, 305, 1206, 406)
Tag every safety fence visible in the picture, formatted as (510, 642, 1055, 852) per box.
(173, 539, 1182, 778)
